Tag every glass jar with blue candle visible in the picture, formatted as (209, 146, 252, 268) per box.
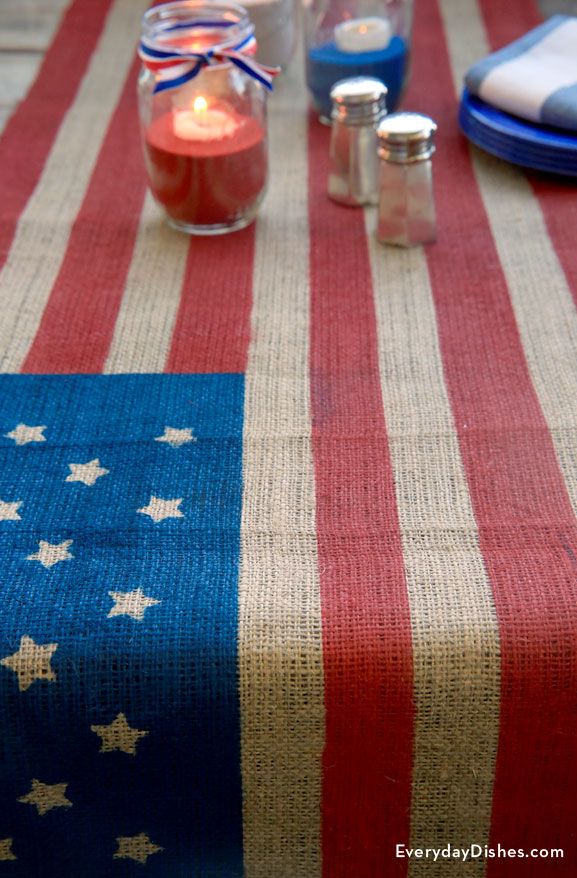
(304, 0, 413, 122)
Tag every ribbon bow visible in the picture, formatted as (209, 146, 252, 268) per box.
(139, 19, 280, 94)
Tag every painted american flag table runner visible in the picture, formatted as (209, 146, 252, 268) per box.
(0, 0, 576, 875)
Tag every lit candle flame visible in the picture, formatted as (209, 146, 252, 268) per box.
(193, 96, 208, 114)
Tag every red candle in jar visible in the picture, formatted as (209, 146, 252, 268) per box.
(144, 96, 267, 228)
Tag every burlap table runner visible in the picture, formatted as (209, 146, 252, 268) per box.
(0, 0, 576, 875)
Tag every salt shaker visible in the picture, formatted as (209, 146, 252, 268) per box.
(328, 77, 388, 207)
(376, 112, 437, 246)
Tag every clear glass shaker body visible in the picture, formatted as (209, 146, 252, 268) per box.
(329, 123, 381, 205)
(376, 112, 437, 247)
(328, 76, 387, 206)
(377, 158, 436, 246)
(303, 0, 413, 121)
(138, 1, 269, 236)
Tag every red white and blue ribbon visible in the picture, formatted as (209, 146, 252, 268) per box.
(139, 19, 280, 94)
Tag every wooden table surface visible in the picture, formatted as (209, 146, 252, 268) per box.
(0, 0, 575, 137)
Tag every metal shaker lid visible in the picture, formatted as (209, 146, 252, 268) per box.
(330, 77, 388, 126)
(377, 112, 437, 162)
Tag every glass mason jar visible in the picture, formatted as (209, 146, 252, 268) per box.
(303, 0, 413, 122)
(243, 0, 297, 69)
(139, 1, 269, 235)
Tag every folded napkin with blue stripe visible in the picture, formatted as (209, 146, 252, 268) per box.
(465, 15, 577, 131)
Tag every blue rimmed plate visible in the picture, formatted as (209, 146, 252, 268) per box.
(459, 88, 577, 177)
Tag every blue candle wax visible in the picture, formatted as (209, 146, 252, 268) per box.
(307, 36, 408, 120)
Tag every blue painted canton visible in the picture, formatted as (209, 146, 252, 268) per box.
(0, 375, 245, 877)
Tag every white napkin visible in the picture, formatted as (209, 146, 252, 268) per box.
(465, 15, 577, 131)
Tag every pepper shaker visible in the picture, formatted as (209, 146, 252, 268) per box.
(376, 112, 437, 246)
(328, 77, 388, 207)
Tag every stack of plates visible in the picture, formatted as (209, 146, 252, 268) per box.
(459, 88, 577, 177)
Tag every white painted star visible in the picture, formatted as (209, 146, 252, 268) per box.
(1, 635, 58, 691)
(114, 833, 163, 865)
(0, 499, 22, 521)
(108, 588, 161, 622)
(4, 424, 46, 446)
(155, 426, 197, 448)
(137, 496, 184, 523)
(27, 539, 73, 568)
(66, 458, 109, 486)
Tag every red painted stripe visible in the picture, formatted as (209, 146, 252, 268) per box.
(308, 119, 414, 876)
(153, 4, 254, 375)
(529, 174, 577, 311)
(418, 1, 577, 872)
(22, 57, 145, 374)
(479, 0, 540, 50)
(478, 0, 577, 312)
(165, 229, 254, 373)
(0, 0, 114, 273)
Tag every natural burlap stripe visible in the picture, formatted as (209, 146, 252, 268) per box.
(470, 149, 577, 508)
(367, 237, 500, 876)
(0, 0, 115, 276)
(238, 52, 325, 878)
(0, 0, 148, 373)
(104, 192, 189, 373)
(442, 0, 577, 514)
(20, 53, 146, 374)
(438, 0, 577, 863)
